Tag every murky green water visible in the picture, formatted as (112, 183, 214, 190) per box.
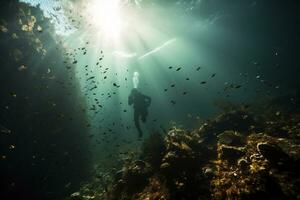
(1, 1, 299, 199)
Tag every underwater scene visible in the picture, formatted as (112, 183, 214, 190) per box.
(1, 0, 300, 199)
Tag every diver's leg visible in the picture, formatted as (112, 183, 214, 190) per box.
(134, 111, 143, 137)
(141, 109, 148, 123)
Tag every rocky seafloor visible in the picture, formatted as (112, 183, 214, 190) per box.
(67, 98, 300, 200)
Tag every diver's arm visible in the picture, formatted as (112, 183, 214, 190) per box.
(145, 96, 152, 106)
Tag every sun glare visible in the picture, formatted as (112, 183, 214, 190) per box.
(87, 0, 123, 40)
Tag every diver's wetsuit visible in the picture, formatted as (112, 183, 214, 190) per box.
(128, 89, 151, 137)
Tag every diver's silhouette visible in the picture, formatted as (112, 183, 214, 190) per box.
(128, 89, 151, 138)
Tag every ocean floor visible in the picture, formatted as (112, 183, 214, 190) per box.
(67, 97, 300, 200)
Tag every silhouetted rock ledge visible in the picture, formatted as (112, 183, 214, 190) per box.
(67, 107, 300, 200)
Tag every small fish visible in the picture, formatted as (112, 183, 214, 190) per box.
(164, 89, 168, 92)
(90, 86, 97, 91)
(86, 76, 95, 81)
(171, 84, 175, 87)
(182, 91, 187, 95)
(168, 66, 173, 69)
(72, 60, 77, 64)
(186, 78, 190, 80)
(176, 67, 181, 71)
(170, 100, 176, 105)
(113, 83, 120, 87)
(211, 73, 216, 78)
(235, 85, 242, 89)
(196, 67, 201, 71)
(200, 81, 207, 84)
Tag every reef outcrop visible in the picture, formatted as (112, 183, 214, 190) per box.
(69, 100, 300, 200)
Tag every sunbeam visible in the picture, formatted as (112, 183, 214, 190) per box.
(2, 1, 299, 199)
(86, 0, 123, 40)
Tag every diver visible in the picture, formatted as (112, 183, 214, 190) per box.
(128, 88, 152, 138)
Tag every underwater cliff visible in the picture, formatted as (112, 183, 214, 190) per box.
(0, 1, 90, 199)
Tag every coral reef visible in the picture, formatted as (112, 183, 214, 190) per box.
(70, 101, 300, 200)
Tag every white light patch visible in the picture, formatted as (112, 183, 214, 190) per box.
(138, 38, 177, 60)
(112, 51, 137, 58)
(86, 0, 123, 40)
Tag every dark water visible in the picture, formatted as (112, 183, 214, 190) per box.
(0, 0, 299, 199)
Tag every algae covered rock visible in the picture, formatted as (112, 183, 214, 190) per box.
(199, 110, 256, 135)
(257, 142, 291, 164)
(110, 160, 152, 199)
(219, 145, 245, 163)
(217, 130, 245, 146)
(140, 132, 166, 170)
(122, 161, 151, 190)
(237, 158, 249, 171)
(70, 192, 81, 200)
(73, 101, 300, 200)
